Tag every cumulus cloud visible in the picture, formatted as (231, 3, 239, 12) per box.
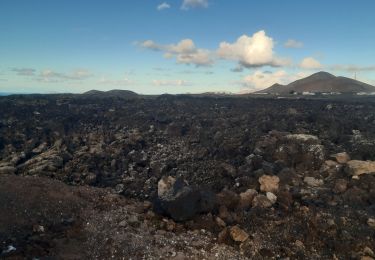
(157, 2, 171, 10)
(140, 30, 294, 70)
(241, 70, 308, 92)
(37, 69, 92, 82)
(217, 31, 290, 68)
(152, 79, 191, 86)
(140, 39, 213, 66)
(284, 39, 303, 48)
(181, 0, 209, 10)
(11, 68, 36, 76)
(300, 57, 322, 69)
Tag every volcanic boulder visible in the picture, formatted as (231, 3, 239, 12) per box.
(155, 176, 216, 221)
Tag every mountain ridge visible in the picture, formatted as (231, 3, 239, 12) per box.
(256, 71, 375, 94)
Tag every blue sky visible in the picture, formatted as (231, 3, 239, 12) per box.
(1, 0, 375, 94)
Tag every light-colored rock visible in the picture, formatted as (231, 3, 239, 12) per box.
(252, 195, 273, 208)
(258, 175, 279, 192)
(157, 176, 176, 197)
(361, 256, 374, 260)
(215, 217, 226, 228)
(346, 160, 375, 176)
(229, 226, 249, 242)
(304, 176, 324, 187)
(330, 152, 350, 164)
(238, 189, 257, 210)
(368, 218, 375, 228)
(324, 160, 339, 167)
(266, 192, 277, 204)
(363, 247, 375, 257)
(32, 225, 45, 233)
(285, 134, 319, 143)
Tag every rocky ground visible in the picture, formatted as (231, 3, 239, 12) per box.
(0, 94, 374, 259)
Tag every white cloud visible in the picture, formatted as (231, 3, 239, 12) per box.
(181, 0, 209, 10)
(37, 69, 92, 82)
(152, 79, 191, 86)
(140, 39, 213, 66)
(217, 30, 290, 68)
(98, 77, 133, 86)
(284, 39, 303, 48)
(300, 57, 322, 69)
(140, 30, 294, 69)
(157, 2, 171, 11)
(241, 70, 308, 92)
(141, 40, 162, 51)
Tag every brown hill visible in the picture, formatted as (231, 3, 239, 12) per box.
(257, 71, 375, 94)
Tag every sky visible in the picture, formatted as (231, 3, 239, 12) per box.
(1, 0, 375, 94)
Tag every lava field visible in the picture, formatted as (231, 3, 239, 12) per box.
(0, 94, 374, 259)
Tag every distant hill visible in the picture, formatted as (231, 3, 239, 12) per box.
(256, 71, 375, 94)
(82, 89, 139, 98)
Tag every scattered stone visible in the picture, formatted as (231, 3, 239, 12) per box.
(258, 175, 279, 192)
(266, 192, 277, 204)
(1, 245, 16, 254)
(252, 195, 273, 208)
(333, 179, 348, 194)
(32, 224, 45, 233)
(216, 189, 240, 210)
(219, 162, 237, 178)
(215, 217, 226, 228)
(229, 226, 249, 242)
(363, 247, 375, 258)
(330, 152, 350, 164)
(346, 160, 375, 176)
(217, 227, 231, 244)
(218, 206, 232, 224)
(361, 257, 375, 260)
(304, 176, 324, 187)
(294, 240, 305, 249)
(118, 220, 127, 227)
(238, 189, 257, 210)
(368, 218, 375, 228)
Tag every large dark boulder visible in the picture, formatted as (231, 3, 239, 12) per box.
(155, 176, 216, 221)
